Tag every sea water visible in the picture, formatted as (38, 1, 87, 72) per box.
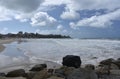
(0, 39, 120, 69)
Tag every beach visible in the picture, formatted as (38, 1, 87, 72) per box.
(0, 39, 15, 53)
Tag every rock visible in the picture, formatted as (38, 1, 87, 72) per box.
(47, 76, 64, 79)
(0, 76, 26, 79)
(85, 64, 95, 70)
(6, 69, 26, 77)
(0, 72, 6, 77)
(25, 72, 36, 79)
(95, 65, 110, 75)
(54, 67, 65, 78)
(66, 68, 98, 79)
(62, 55, 81, 68)
(110, 63, 119, 70)
(32, 69, 51, 79)
(30, 64, 47, 71)
(112, 60, 120, 69)
(48, 69, 54, 74)
(54, 66, 75, 77)
(110, 70, 120, 75)
(100, 58, 114, 65)
(117, 58, 120, 60)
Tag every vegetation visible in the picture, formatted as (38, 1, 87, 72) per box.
(0, 31, 71, 39)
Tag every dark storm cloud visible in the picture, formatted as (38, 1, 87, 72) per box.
(0, 0, 44, 13)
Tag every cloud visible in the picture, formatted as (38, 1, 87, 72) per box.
(0, 0, 44, 13)
(0, 7, 13, 21)
(31, 12, 57, 27)
(42, 0, 120, 20)
(0, 0, 44, 22)
(57, 25, 64, 31)
(60, 10, 80, 20)
(70, 9, 120, 28)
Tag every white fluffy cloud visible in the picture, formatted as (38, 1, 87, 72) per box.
(70, 9, 120, 28)
(60, 10, 80, 20)
(42, 0, 120, 20)
(31, 12, 57, 27)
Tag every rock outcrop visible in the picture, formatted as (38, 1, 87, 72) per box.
(6, 69, 25, 77)
(62, 55, 81, 68)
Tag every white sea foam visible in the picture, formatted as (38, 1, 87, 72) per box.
(0, 39, 120, 69)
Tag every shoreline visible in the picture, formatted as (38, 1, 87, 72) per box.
(0, 39, 15, 53)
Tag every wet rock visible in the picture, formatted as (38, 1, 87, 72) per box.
(0, 77, 26, 79)
(112, 60, 120, 69)
(25, 72, 36, 79)
(117, 58, 120, 60)
(100, 58, 114, 65)
(48, 69, 54, 74)
(85, 64, 95, 70)
(0, 72, 6, 77)
(32, 69, 51, 79)
(110, 63, 119, 70)
(66, 68, 98, 79)
(62, 55, 81, 68)
(110, 70, 120, 75)
(30, 64, 47, 71)
(54, 67, 65, 78)
(95, 65, 110, 75)
(47, 76, 64, 79)
(6, 69, 26, 77)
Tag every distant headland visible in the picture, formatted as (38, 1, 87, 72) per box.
(0, 31, 71, 39)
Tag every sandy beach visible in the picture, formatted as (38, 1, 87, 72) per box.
(0, 39, 15, 53)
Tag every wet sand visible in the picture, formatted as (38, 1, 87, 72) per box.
(0, 39, 15, 53)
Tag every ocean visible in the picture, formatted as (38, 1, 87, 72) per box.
(0, 39, 120, 70)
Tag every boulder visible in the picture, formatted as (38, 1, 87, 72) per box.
(32, 69, 51, 79)
(0, 77, 26, 79)
(30, 64, 47, 71)
(54, 66, 75, 77)
(112, 60, 120, 69)
(110, 70, 120, 75)
(95, 65, 110, 75)
(47, 69, 54, 74)
(6, 69, 25, 77)
(54, 67, 65, 78)
(0, 72, 6, 77)
(66, 68, 98, 79)
(25, 72, 36, 79)
(47, 76, 64, 79)
(110, 63, 119, 70)
(62, 55, 81, 68)
(117, 58, 120, 60)
(85, 64, 95, 70)
(100, 58, 114, 65)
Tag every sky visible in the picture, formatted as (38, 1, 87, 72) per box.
(0, 0, 120, 38)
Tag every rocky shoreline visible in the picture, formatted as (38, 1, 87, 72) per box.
(0, 55, 120, 79)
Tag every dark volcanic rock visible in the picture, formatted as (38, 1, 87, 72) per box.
(6, 69, 25, 77)
(62, 55, 81, 68)
(30, 64, 47, 71)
